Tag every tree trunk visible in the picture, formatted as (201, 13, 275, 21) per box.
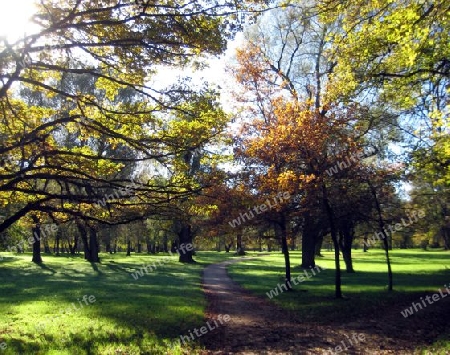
(147, 240, 152, 253)
(88, 226, 100, 262)
(76, 221, 100, 262)
(170, 240, 177, 254)
(178, 224, 195, 263)
(236, 233, 246, 255)
(322, 184, 342, 298)
(301, 212, 316, 268)
(442, 227, 449, 250)
(289, 235, 295, 251)
(339, 222, 355, 273)
(68, 232, 78, 255)
(163, 234, 168, 252)
(55, 229, 61, 256)
(31, 223, 43, 264)
(126, 240, 131, 256)
(216, 238, 221, 252)
(315, 233, 324, 257)
(276, 220, 292, 290)
(43, 237, 51, 254)
(76, 221, 89, 260)
(368, 181, 393, 291)
(225, 242, 232, 253)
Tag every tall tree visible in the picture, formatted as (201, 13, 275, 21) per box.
(0, 0, 258, 260)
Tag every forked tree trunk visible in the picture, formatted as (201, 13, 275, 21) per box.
(224, 242, 232, 253)
(76, 221, 100, 262)
(69, 234, 78, 255)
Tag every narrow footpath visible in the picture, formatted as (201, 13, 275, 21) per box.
(200, 257, 449, 355)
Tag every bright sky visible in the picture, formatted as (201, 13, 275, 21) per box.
(0, 0, 39, 43)
(0, 0, 240, 93)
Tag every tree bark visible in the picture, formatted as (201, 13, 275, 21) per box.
(55, 228, 61, 256)
(276, 219, 292, 290)
(68, 234, 78, 255)
(314, 232, 324, 257)
(31, 223, 43, 264)
(236, 233, 246, 255)
(126, 239, 131, 256)
(322, 183, 342, 298)
(339, 221, 355, 273)
(368, 181, 393, 291)
(76, 221, 100, 262)
(301, 212, 317, 268)
(88, 226, 100, 262)
(442, 227, 449, 250)
(178, 224, 195, 263)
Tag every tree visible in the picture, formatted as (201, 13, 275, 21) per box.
(231, 3, 401, 297)
(0, 0, 256, 261)
(231, 3, 337, 273)
(322, 0, 449, 123)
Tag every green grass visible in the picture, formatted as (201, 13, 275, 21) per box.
(228, 249, 450, 353)
(0, 251, 239, 355)
(1, 249, 449, 354)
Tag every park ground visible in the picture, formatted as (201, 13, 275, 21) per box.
(0, 249, 449, 354)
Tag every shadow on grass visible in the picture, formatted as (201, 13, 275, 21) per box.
(0, 253, 211, 354)
(89, 261, 103, 275)
(34, 262, 57, 275)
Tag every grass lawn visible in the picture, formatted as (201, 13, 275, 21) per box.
(228, 249, 450, 353)
(1, 249, 449, 354)
(0, 251, 243, 355)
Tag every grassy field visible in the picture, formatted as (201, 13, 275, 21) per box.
(0, 251, 240, 355)
(228, 249, 450, 353)
(0, 249, 449, 354)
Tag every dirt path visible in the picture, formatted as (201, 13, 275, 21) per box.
(200, 257, 450, 355)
